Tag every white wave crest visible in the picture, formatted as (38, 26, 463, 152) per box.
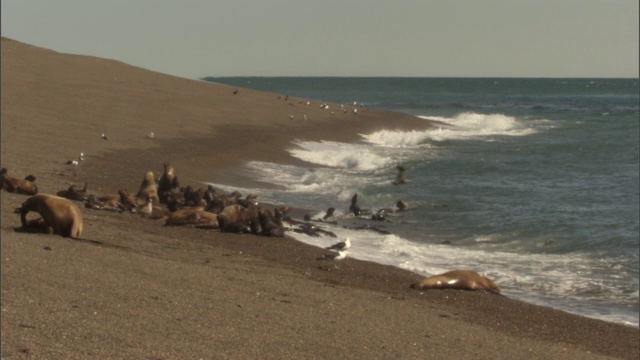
(363, 112, 538, 147)
(423, 112, 538, 140)
(288, 140, 393, 170)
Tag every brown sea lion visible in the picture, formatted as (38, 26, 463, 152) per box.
(15, 194, 83, 238)
(258, 207, 288, 237)
(136, 170, 160, 205)
(217, 203, 260, 234)
(164, 208, 218, 227)
(57, 182, 89, 202)
(396, 200, 409, 211)
(84, 195, 123, 212)
(118, 189, 141, 211)
(410, 270, 500, 294)
(1, 168, 39, 195)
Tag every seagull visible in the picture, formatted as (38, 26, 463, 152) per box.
(317, 249, 348, 261)
(79, 152, 85, 161)
(147, 132, 155, 139)
(233, 89, 238, 94)
(65, 160, 79, 166)
(326, 237, 351, 251)
(101, 133, 109, 140)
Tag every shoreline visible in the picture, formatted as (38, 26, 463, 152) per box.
(2, 37, 639, 359)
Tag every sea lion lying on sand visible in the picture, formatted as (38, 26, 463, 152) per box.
(258, 206, 290, 237)
(57, 182, 89, 202)
(15, 194, 83, 238)
(216, 203, 260, 234)
(165, 207, 218, 227)
(85, 195, 123, 212)
(1, 168, 39, 195)
(410, 270, 500, 294)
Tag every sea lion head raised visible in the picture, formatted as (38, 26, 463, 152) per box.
(158, 162, 176, 194)
(1, 168, 39, 195)
(136, 170, 160, 205)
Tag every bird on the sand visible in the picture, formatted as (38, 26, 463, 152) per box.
(101, 133, 109, 140)
(317, 249, 348, 262)
(326, 237, 351, 251)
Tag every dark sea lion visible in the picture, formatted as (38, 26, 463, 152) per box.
(349, 193, 362, 216)
(157, 163, 177, 203)
(393, 165, 411, 185)
(410, 270, 500, 294)
(323, 207, 336, 221)
(258, 207, 285, 237)
(0, 168, 39, 195)
(15, 194, 83, 238)
(57, 182, 89, 202)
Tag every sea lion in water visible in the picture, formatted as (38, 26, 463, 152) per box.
(15, 194, 83, 238)
(396, 200, 409, 211)
(393, 165, 410, 185)
(410, 270, 500, 294)
(0, 168, 39, 195)
(349, 193, 362, 216)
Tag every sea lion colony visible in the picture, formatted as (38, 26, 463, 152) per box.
(3, 162, 499, 293)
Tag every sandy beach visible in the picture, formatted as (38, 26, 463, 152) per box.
(1, 37, 638, 359)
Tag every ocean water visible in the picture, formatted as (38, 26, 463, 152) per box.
(203, 77, 640, 327)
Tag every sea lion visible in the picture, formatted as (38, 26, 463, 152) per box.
(165, 208, 218, 227)
(393, 165, 411, 185)
(15, 194, 83, 238)
(138, 198, 170, 219)
(396, 200, 409, 211)
(410, 270, 500, 294)
(136, 170, 160, 205)
(84, 195, 123, 212)
(258, 207, 287, 237)
(157, 163, 176, 199)
(217, 203, 260, 234)
(349, 193, 362, 216)
(57, 183, 89, 202)
(0, 168, 39, 195)
(117, 190, 141, 211)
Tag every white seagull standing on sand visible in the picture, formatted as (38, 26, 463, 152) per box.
(101, 133, 109, 140)
(319, 249, 348, 262)
(326, 237, 351, 251)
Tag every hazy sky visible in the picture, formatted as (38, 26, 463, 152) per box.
(2, 0, 638, 79)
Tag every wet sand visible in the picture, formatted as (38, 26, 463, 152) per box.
(1, 37, 638, 359)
